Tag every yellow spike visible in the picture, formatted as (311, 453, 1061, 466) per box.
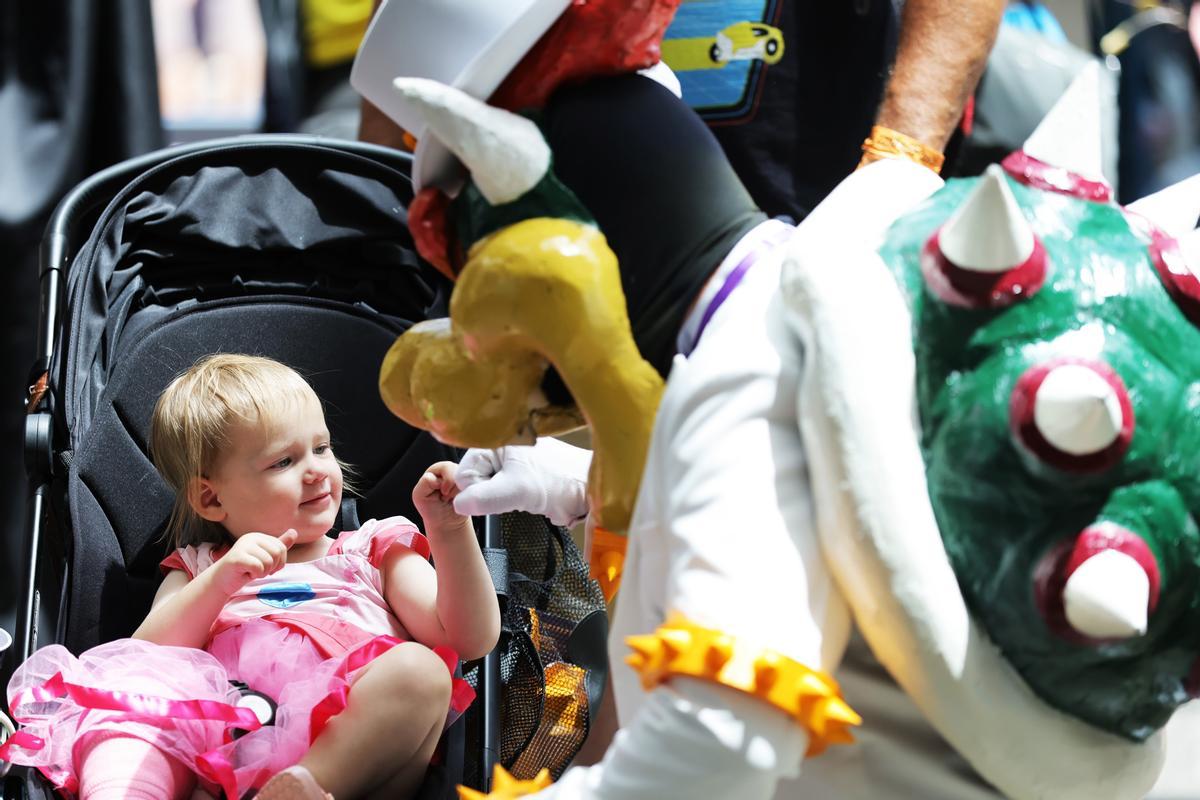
(826, 726, 858, 746)
(626, 634, 661, 660)
(705, 639, 734, 675)
(491, 766, 519, 792)
(659, 628, 692, 656)
(457, 766, 554, 799)
(823, 697, 863, 726)
(625, 652, 647, 671)
(797, 672, 832, 696)
(754, 654, 781, 691)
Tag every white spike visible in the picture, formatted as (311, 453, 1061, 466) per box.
(1033, 364, 1124, 455)
(1128, 174, 1200, 239)
(939, 165, 1035, 273)
(1063, 549, 1150, 638)
(1024, 62, 1105, 181)
(391, 77, 551, 204)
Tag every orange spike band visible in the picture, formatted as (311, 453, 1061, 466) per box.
(589, 525, 628, 604)
(859, 125, 945, 174)
(457, 766, 553, 800)
(625, 617, 861, 756)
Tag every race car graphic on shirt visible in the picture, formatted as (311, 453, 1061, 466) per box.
(660, 21, 785, 70)
(661, 0, 784, 121)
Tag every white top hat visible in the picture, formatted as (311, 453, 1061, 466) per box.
(351, 0, 572, 194)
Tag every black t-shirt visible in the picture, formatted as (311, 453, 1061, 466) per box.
(662, 0, 900, 220)
(544, 76, 765, 378)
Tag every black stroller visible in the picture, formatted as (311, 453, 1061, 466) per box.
(0, 135, 607, 799)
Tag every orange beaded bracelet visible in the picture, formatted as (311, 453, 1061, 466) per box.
(859, 125, 945, 174)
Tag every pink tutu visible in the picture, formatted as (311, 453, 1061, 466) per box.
(2, 621, 474, 799)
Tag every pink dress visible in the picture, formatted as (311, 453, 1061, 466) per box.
(0, 518, 475, 799)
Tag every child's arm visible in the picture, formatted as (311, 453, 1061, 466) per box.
(133, 530, 296, 648)
(383, 463, 501, 661)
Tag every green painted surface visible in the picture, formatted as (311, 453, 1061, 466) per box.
(880, 174, 1200, 740)
(451, 164, 595, 254)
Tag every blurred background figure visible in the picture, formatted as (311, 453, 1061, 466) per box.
(257, 0, 374, 137)
(1090, 0, 1200, 201)
(959, 0, 1200, 204)
(0, 0, 163, 673)
(953, 1, 1120, 181)
(152, 0, 267, 139)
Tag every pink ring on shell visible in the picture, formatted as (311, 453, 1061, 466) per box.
(920, 230, 1048, 309)
(1001, 151, 1113, 203)
(1010, 357, 1134, 473)
(1033, 522, 1160, 643)
(1144, 228, 1200, 327)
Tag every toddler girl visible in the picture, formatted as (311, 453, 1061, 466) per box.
(0, 353, 500, 800)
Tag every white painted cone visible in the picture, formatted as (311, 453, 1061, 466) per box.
(1128, 174, 1200, 239)
(1063, 549, 1150, 638)
(939, 165, 1035, 273)
(1024, 62, 1106, 182)
(391, 77, 551, 205)
(1033, 364, 1124, 456)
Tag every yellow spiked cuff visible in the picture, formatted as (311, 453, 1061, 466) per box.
(625, 618, 861, 756)
(458, 766, 553, 800)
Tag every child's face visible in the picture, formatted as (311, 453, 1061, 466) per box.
(196, 392, 343, 545)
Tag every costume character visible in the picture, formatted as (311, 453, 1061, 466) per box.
(353, 3, 1200, 797)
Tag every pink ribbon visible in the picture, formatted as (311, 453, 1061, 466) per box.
(12, 673, 262, 731)
(3, 636, 477, 800)
(2, 672, 262, 796)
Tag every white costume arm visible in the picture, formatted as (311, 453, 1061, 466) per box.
(539, 224, 856, 800)
(523, 678, 807, 799)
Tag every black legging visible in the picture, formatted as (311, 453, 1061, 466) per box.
(542, 75, 766, 378)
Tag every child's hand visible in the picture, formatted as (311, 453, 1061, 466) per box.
(412, 462, 469, 532)
(212, 529, 297, 596)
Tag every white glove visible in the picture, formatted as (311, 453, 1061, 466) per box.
(453, 438, 593, 527)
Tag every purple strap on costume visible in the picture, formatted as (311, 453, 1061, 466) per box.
(684, 222, 793, 356)
(688, 250, 759, 355)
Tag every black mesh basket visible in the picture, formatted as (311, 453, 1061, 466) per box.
(460, 513, 608, 786)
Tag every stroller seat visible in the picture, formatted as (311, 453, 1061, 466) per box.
(2, 136, 608, 799)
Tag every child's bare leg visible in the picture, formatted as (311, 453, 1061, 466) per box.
(301, 642, 452, 798)
(76, 732, 194, 800)
(365, 720, 445, 800)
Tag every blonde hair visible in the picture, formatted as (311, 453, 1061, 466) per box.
(150, 354, 353, 548)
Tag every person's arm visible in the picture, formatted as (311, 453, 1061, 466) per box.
(357, 0, 410, 148)
(867, 0, 1006, 159)
(386, 463, 501, 660)
(359, 98, 410, 149)
(132, 568, 228, 648)
(133, 530, 293, 648)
